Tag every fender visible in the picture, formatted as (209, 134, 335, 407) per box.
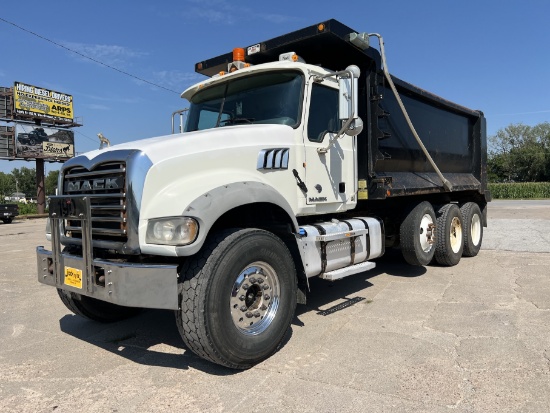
(174, 181, 299, 256)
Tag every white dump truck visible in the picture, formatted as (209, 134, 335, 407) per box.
(37, 20, 490, 368)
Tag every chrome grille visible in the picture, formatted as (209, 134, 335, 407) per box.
(62, 162, 127, 242)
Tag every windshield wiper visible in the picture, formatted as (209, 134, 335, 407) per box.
(221, 117, 255, 126)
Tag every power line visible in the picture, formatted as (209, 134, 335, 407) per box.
(74, 129, 99, 144)
(0, 16, 180, 95)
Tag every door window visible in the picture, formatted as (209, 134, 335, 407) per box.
(307, 84, 339, 142)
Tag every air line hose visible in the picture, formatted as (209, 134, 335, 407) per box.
(369, 33, 453, 191)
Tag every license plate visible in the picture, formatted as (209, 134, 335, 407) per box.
(64, 267, 83, 289)
(3, 212, 8, 216)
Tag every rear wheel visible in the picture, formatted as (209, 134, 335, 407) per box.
(434, 204, 464, 266)
(176, 228, 297, 369)
(460, 202, 483, 257)
(57, 289, 141, 323)
(400, 201, 436, 266)
(2, 218, 13, 224)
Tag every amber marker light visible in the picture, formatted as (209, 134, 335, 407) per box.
(317, 23, 325, 32)
(233, 48, 245, 62)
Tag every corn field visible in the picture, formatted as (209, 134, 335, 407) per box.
(489, 182, 550, 199)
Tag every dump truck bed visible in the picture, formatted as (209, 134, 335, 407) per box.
(194, 19, 489, 202)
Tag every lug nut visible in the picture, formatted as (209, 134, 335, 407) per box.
(263, 284, 269, 290)
(257, 278, 264, 284)
(242, 283, 250, 290)
(253, 311, 261, 318)
(246, 312, 253, 318)
(240, 306, 247, 312)
(264, 294, 271, 300)
(249, 277, 257, 284)
(261, 305, 267, 311)
(239, 295, 245, 301)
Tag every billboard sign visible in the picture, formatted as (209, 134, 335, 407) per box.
(15, 124, 74, 159)
(13, 82, 73, 121)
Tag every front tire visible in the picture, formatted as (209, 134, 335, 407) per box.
(176, 228, 297, 369)
(2, 218, 13, 224)
(57, 289, 141, 322)
(434, 204, 464, 266)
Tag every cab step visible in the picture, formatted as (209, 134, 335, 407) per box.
(320, 261, 376, 281)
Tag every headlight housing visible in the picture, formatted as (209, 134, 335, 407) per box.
(146, 217, 199, 246)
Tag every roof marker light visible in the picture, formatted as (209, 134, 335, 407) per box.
(279, 52, 305, 63)
(233, 48, 245, 62)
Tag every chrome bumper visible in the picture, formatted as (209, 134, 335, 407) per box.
(37, 195, 179, 310)
(36, 247, 179, 310)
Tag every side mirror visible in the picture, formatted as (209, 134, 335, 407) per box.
(339, 65, 360, 120)
(338, 65, 362, 136)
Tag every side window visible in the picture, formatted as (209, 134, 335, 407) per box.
(307, 84, 339, 142)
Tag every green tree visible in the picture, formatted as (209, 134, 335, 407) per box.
(45, 170, 60, 195)
(11, 167, 36, 196)
(488, 122, 550, 182)
(0, 172, 16, 200)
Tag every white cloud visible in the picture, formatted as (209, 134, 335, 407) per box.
(151, 70, 202, 91)
(182, 0, 298, 25)
(61, 42, 147, 67)
(78, 93, 144, 105)
(83, 103, 110, 110)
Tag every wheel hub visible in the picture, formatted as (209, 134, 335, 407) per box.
(419, 214, 435, 252)
(230, 262, 280, 335)
(450, 216, 463, 253)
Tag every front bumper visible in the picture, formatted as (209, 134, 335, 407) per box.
(37, 247, 179, 310)
(37, 195, 179, 310)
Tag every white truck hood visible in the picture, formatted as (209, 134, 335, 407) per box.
(80, 124, 296, 164)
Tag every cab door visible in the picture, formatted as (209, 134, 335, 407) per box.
(302, 80, 357, 209)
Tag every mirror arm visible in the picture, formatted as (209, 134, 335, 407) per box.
(316, 68, 357, 154)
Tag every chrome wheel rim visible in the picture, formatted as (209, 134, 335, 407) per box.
(471, 213, 481, 246)
(450, 216, 463, 253)
(419, 214, 435, 252)
(230, 261, 280, 336)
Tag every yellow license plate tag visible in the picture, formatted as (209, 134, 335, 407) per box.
(64, 267, 83, 289)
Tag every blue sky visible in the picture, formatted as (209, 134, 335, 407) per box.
(1, 0, 549, 173)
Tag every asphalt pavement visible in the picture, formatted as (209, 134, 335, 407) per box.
(1, 200, 549, 412)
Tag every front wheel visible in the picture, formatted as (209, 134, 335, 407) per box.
(57, 289, 141, 322)
(175, 228, 297, 369)
(2, 218, 13, 224)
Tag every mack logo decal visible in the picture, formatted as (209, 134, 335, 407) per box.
(65, 177, 123, 192)
(308, 197, 328, 202)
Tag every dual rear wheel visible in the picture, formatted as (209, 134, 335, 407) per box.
(400, 201, 483, 267)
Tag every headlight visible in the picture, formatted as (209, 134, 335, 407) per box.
(146, 217, 199, 246)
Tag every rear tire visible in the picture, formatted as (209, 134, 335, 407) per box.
(400, 201, 436, 266)
(460, 202, 483, 257)
(434, 204, 464, 266)
(175, 228, 297, 369)
(2, 218, 13, 224)
(57, 289, 141, 323)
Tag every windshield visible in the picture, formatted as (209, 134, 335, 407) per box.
(185, 71, 303, 132)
